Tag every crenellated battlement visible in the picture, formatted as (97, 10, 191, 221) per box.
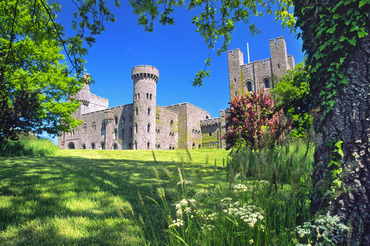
(200, 117, 221, 127)
(131, 65, 159, 83)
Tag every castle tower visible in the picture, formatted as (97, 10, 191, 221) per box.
(227, 49, 245, 99)
(131, 65, 159, 150)
(269, 37, 295, 79)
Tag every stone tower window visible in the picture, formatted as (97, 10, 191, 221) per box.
(209, 132, 212, 136)
(113, 143, 118, 150)
(114, 129, 118, 139)
(91, 142, 95, 149)
(82, 143, 86, 149)
(146, 93, 149, 99)
(147, 142, 150, 150)
(150, 94, 152, 100)
(277, 63, 280, 69)
(135, 107, 138, 116)
(264, 78, 271, 89)
(170, 119, 174, 126)
(246, 81, 253, 92)
(138, 93, 140, 100)
(70, 129, 75, 136)
(135, 123, 138, 134)
(102, 121, 106, 130)
(148, 108, 151, 115)
(114, 116, 118, 125)
(147, 124, 150, 133)
(156, 114, 159, 120)
(101, 141, 105, 150)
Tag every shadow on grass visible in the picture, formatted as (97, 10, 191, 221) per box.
(0, 154, 218, 245)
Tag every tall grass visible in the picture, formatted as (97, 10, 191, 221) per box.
(145, 139, 314, 245)
(0, 137, 58, 156)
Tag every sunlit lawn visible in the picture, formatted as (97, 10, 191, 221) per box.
(0, 149, 229, 245)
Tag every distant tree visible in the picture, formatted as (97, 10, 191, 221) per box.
(223, 90, 286, 150)
(0, 0, 116, 141)
(271, 62, 313, 138)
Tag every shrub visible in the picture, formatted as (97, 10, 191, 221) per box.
(223, 90, 289, 150)
(0, 137, 57, 156)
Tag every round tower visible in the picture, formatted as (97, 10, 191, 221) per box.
(131, 65, 159, 150)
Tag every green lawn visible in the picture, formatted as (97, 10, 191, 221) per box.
(0, 149, 229, 245)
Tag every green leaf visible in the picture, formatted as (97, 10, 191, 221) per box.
(326, 26, 336, 34)
(360, 0, 369, 7)
(348, 37, 357, 46)
(358, 30, 368, 38)
(340, 57, 345, 64)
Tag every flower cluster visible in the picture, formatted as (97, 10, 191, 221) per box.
(221, 198, 264, 228)
(168, 219, 185, 228)
(233, 184, 248, 192)
(175, 199, 196, 217)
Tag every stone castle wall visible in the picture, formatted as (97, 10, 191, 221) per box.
(59, 37, 294, 150)
(228, 37, 295, 99)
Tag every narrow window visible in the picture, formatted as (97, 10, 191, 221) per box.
(102, 121, 106, 130)
(135, 123, 138, 134)
(147, 142, 150, 150)
(138, 93, 140, 99)
(170, 119, 173, 126)
(148, 108, 151, 115)
(91, 142, 95, 149)
(114, 129, 118, 139)
(135, 107, 138, 116)
(114, 116, 118, 125)
(101, 142, 105, 150)
(82, 143, 86, 149)
(147, 124, 150, 133)
(113, 143, 118, 150)
(264, 78, 271, 89)
(246, 82, 253, 92)
(150, 94, 152, 100)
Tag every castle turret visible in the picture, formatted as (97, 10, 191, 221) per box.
(131, 65, 159, 150)
(269, 37, 295, 79)
(227, 49, 245, 99)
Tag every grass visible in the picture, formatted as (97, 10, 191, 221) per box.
(0, 148, 229, 245)
(0, 141, 314, 245)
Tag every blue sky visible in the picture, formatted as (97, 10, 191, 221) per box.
(47, 1, 304, 144)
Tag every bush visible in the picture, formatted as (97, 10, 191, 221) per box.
(0, 137, 57, 157)
(223, 90, 289, 150)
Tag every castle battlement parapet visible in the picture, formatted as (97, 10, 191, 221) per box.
(200, 118, 221, 127)
(131, 65, 159, 83)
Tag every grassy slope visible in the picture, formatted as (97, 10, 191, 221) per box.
(0, 149, 229, 245)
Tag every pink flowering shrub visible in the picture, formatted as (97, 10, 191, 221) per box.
(223, 90, 289, 149)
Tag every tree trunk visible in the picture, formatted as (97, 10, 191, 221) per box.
(311, 27, 370, 245)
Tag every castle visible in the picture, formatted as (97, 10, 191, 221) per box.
(58, 37, 294, 150)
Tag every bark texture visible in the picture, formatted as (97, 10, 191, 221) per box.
(312, 32, 370, 245)
(293, 0, 370, 244)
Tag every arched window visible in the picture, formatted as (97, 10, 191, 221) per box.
(192, 143, 196, 149)
(264, 78, 271, 89)
(170, 119, 173, 126)
(114, 116, 118, 125)
(209, 132, 212, 136)
(246, 81, 253, 92)
(147, 124, 150, 133)
(113, 143, 118, 150)
(71, 129, 75, 136)
(91, 142, 95, 149)
(147, 108, 151, 115)
(81, 143, 86, 149)
(68, 142, 75, 149)
(146, 93, 149, 99)
(102, 121, 106, 130)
